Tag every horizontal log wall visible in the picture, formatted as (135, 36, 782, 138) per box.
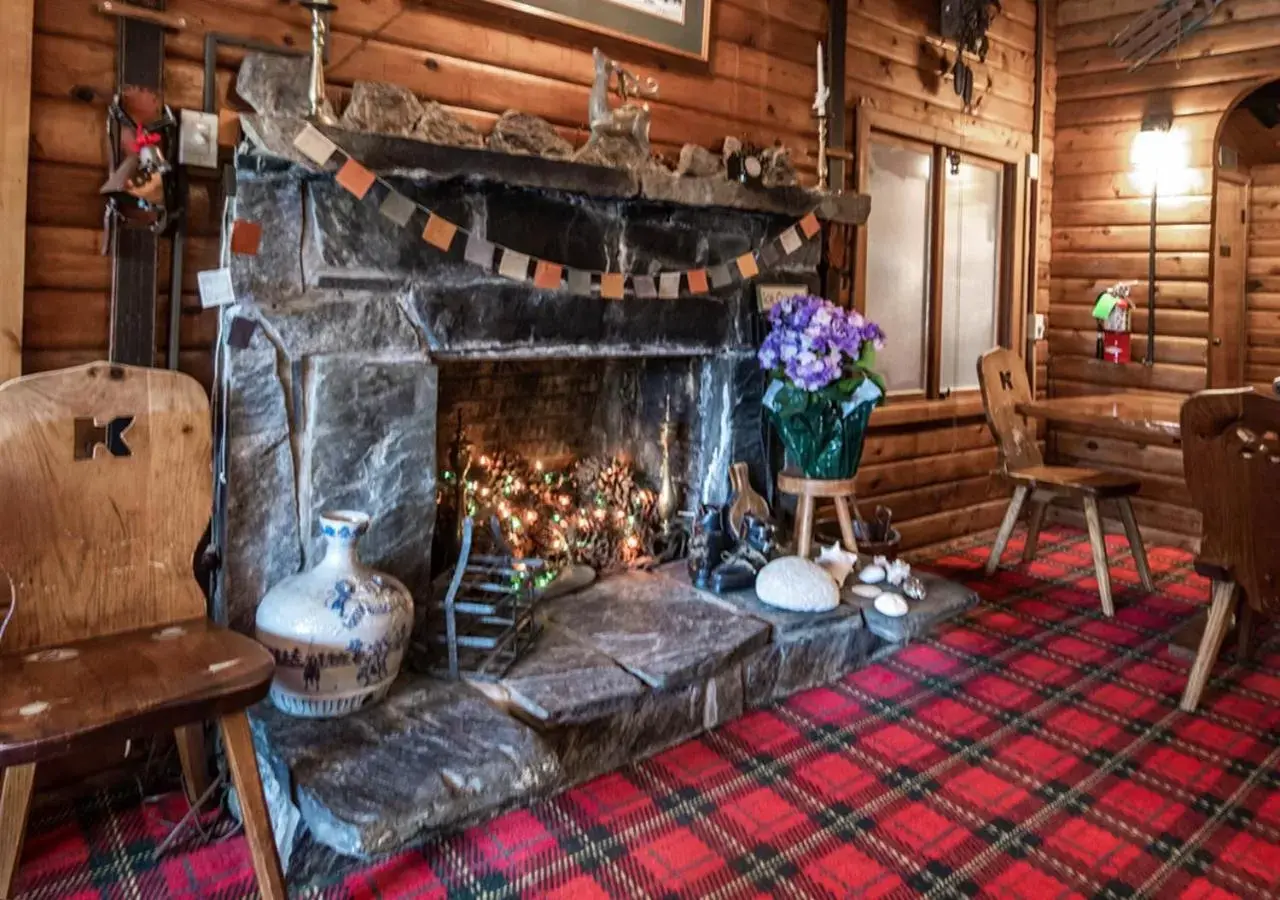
(1249, 165, 1280, 390)
(1048, 0, 1280, 544)
(24, 0, 1053, 552)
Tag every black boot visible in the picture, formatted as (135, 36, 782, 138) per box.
(688, 504, 730, 589)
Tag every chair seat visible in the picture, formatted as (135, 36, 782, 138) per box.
(1004, 465, 1141, 498)
(0, 619, 273, 767)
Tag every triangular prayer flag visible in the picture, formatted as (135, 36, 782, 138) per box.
(380, 190, 416, 227)
(799, 211, 821, 238)
(423, 214, 458, 252)
(633, 275, 657, 299)
(658, 272, 681, 299)
(464, 232, 495, 269)
(534, 260, 564, 290)
(778, 226, 803, 255)
(735, 253, 759, 279)
(499, 249, 532, 281)
(293, 124, 337, 166)
(567, 269, 592, 296)
(686, 269, 709, 294)
(336, 158, 376, 199)
(600, 273, 625, 299)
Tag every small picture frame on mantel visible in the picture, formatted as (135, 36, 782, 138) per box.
(756, 283, 807, 313)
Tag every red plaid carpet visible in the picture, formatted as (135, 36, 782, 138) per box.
(13, 527, 1280, 899)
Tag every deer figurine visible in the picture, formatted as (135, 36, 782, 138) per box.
(588, 48, 659, 156)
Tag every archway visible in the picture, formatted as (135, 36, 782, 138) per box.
(1208, 77, 1280, 389)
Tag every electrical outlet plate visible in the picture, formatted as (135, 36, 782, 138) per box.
(1033, 313, 1046, 341)
(179, 108, 220, 169)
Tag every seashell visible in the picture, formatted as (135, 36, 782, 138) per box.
(884, 558, 912, 586)
(858, 564, 886, 584)
(756, 556, 840, 612)
(816, 542, 860, 587)
(850, 583, 882, 599)
(873, 592, 909, 617)
(901, 575, 926, 601)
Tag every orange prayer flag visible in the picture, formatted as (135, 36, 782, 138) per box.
(600, 272, 625, 299)
(735, 253, 759, 279)
(686, 269, 709, 294)
(798, 211, 821, 238)
(336, 158, 376, 199)
(230, 219, 263, 256)
(422, 214, 458, 252)
(534, 261, 564, 290)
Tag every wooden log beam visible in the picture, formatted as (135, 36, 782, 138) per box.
(0, 0, 34, 381)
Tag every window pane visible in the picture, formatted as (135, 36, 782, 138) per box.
(865, 141, 932, 394)
(940, 160, 1003, 392)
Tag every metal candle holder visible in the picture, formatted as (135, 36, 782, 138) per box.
(300, 0, 338, 124)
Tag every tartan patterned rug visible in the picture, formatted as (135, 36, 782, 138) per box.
(13, 526, 1280, 899)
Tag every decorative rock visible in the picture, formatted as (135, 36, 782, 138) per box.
(573, 133, 649, 170)
(755, 557, 840, 612)
(415, 101, 485, 149)
(902, 575, 927, 601)
(858, 564, 887, 584)
(873, 592, 909, 618)
(236, 52, 316, 118)
(849, 583, 882, 599)
(676, 143, 722, 178)
(487, 111, 573, 159)
(340, 81, 423, 137)
(816, 542, 859, 587)
(761, 145, 799, 188)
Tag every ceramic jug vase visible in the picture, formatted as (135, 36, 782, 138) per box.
(255, 510, 414, 718)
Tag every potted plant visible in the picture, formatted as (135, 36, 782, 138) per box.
(758, 294, 886, 480)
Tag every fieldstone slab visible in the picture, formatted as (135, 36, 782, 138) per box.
(662, 564, 859, 636)
(249, 676, 560, 858)
(541, 571, 770, 689)
(847, 570, 979, 643)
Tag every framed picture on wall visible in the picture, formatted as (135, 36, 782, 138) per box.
(479, 0, 712, 61)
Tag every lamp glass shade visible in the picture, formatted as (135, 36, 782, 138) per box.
(1131, 126, 1188, 195)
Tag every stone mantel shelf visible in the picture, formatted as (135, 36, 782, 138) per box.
(241, 114, 871, 225)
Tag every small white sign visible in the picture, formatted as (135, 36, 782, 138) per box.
(198, 268, 236, 309)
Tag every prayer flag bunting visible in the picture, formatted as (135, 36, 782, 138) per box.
(534, 260, 563, 290)
(423, 214, 458, 252)
(633, 275, 657, 299)
(499, 249, 532, 281)
(686, 269, 709, 294)
(567, 269, 593, 296)
(758, 241, 781, 269)
(735, 253, 759, 279)
(708, 264, 733, 289)
(658, 272, 681, 299)
(600, 272, 626, 300)
(465, 232, 496, 270)
(336, 158, 376, 199)
(778, 226, 803, 255)
(380, 190, 416, 228)
(799, 211, 821, 238)
(293, 124, 337, 166)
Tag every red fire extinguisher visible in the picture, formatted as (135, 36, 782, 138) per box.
(1092, 285, 1132, 365)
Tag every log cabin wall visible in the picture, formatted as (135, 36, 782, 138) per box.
(22, 0, 1055, 552)
(1049, 0, 1280, 547)
(1248, 165, 1280, 390)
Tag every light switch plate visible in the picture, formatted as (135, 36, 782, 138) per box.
(1033, 312, 1046, 341)
(179, 109, 220, 168)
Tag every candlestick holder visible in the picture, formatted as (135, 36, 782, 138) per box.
(300, 0, 338, 125)
(816, 111, 830, 192)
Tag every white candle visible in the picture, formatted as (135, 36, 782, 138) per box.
(816, 41, 826, 105)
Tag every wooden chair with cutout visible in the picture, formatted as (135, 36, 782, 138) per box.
(0, 363, 285, 899)
(977, 348, 1154, 616)
(1179, 388, 1280, 712)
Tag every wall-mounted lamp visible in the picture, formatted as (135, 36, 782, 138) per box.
(1130, 112, 1186, 366)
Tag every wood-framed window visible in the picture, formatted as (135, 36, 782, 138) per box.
(851, 108, 1027, 408)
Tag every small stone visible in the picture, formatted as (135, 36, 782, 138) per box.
(414, 101, 485, 149)
(849, 583, 881, 599)
(902, 575, 927, 601)
(676, 143, 722, 178)
(858, 564, 886, 584)
(756, 556, 839, 612)
(487, 111, 574, 159)
(340, 81, 424, 137)
(573, 134, 648, 171)
(874, 592, 909, 618)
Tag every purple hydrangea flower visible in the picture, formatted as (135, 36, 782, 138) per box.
(758, 295, 885, 392)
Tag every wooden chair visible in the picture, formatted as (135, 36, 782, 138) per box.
(1179, 388, 1280, 712)
(977, 348, 1154, 616)
(0, 363, 285, 899)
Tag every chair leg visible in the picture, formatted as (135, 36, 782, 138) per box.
(174, 723, 210, 806)
(832, 496, 858, 552)
(1117, 497, 1155, 591)
(1236, 600, 1257, 664)
(1022, 497, 1049, 562)
(219, 712, 286, 900)
(1082, 496, 1115, 618)
(0, 764, 36, 900)
(985, 484, 1029, 576)
(1181, 580, 1239, 712)
(794, 494, 816, 559)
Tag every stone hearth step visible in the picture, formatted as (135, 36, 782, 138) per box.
(846, 569, 980, 644)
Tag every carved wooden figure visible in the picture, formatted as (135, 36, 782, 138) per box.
(0, 363, 285, 900)
(977, 348, 1153, 617)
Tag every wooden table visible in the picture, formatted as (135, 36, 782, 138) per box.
(1016, 394, 1184, 446)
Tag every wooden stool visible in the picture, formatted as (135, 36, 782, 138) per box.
(777, 470, 860, 559)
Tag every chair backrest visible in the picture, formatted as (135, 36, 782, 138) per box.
(1181, 387, 1280, 614)
(977, 347, 1043, 471)
(0, 363, 212, 654)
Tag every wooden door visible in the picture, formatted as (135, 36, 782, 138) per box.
(1210, 175, 1248, 388)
